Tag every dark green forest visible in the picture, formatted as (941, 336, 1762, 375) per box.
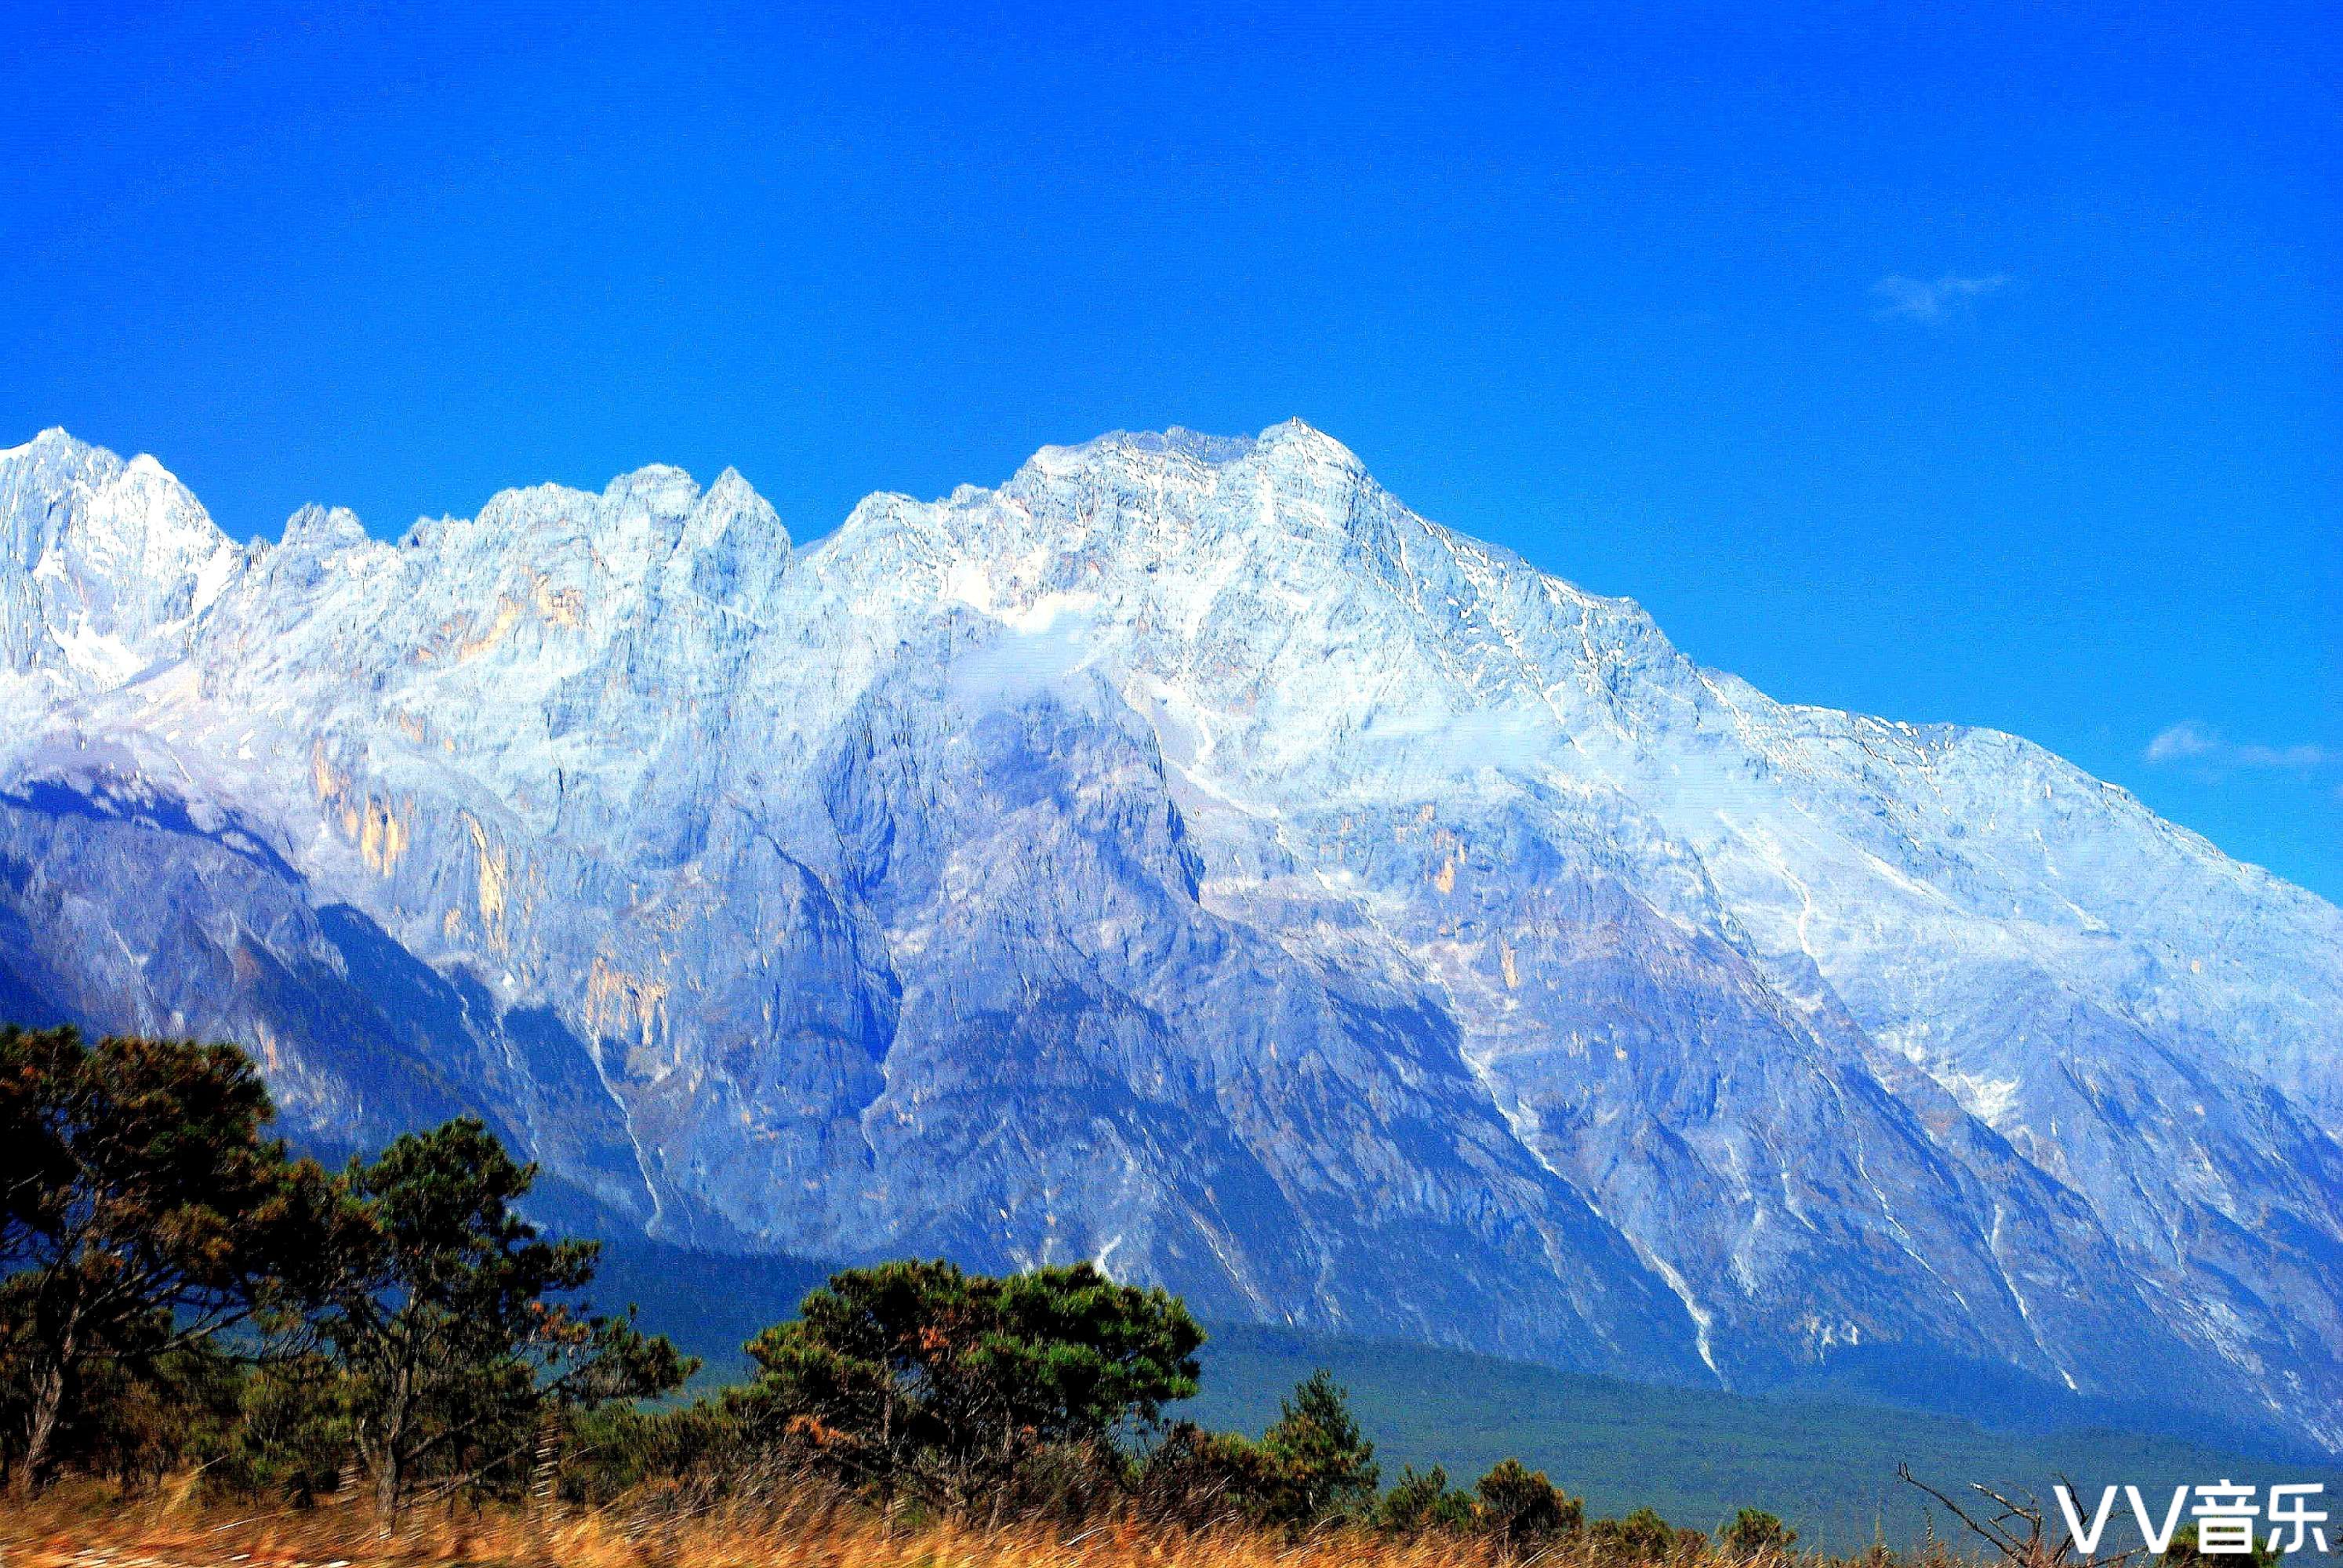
(588, 1240, 2341, 1555)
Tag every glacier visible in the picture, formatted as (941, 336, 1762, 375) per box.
(1, 420, 2338, 1449)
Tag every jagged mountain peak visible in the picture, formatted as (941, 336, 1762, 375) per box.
(1253, 413, 1364, 463)
(8, 425, 92, 459)
(1017, 417, 1357, 477)
(318, 462, 798, 618)
(281, 502, 370, 551)
(0, 429, 244, 691)
(831, 424, 1667, 725)
(4, 426, 202, 499)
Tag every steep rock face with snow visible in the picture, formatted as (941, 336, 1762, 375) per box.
(1, 422, 2338, 1446)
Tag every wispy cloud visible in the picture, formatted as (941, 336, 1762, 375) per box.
(2145, 720, 2337, 771)
(1871, 273, 2010, 321)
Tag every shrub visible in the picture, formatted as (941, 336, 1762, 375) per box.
(1474, 1457, 1583, 1547)
(214, 1354, 351, 1505)
(1593, 1505, 1687, 1562)
(1376, 1463, 1478, 1535)
(1133, 1419, 1280, 1527)
(1722, 1507, 1799, 1556)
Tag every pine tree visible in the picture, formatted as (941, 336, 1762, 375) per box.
(314, 1116, 690, 1526)
(0, 1026, 327, 1493)
(736, 1258, 1203, 1509)
(1260, 1368, 1379, 1523)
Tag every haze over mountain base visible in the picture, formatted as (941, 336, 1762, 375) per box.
(1, 422, 2337, 1452)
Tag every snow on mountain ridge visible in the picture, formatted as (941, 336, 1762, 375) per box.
(0, 423, 2338, 1450)
(0, 430, 249, 692)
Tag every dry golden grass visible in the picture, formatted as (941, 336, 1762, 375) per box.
(0, 1483, 1844, 1568)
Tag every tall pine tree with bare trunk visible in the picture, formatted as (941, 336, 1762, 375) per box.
(0, 1025, 326, 1493)
(313, 1116, 689, 1528)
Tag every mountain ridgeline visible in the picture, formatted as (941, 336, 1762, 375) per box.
(0, 423, 2337, 1452)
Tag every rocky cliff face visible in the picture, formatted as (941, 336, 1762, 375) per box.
(2, 422, 2338, 1447)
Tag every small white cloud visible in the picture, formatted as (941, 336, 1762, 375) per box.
(2236, 742, 2338, 768)
(1872, 273, 2011, 321)
(2146, 721, 2336, 771)
(2145, 720, 2219, 763)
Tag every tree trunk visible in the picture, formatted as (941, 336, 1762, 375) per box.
(530, 1406, 562, 1516)
(372, 1360, 412, 1535)
(15, 1313, 80, 1496)
(15, 1368, 66, 1496)
(373, 1443, 403, 1535)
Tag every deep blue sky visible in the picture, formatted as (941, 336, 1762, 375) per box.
(4, 2, 2337, 898)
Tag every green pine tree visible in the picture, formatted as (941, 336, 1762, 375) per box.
(1260, 1368, 1379, 1523)
(736, 1258, 1202, 1510)
(0, 1026, 329, 1493)
(314, 1116, 691, 1526)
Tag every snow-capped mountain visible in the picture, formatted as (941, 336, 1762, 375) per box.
(2, 422, 2338, 1448)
